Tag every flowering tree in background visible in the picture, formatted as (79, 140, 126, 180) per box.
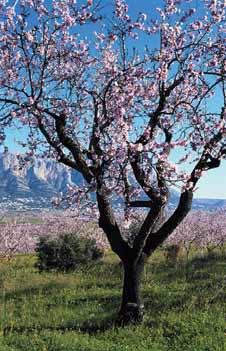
(166, 211, 203, 263)
(166, 210, 226, 263)
(0, 0, 225, 324)
(0, 210, 107, 258)
(193, 210, 226, 254)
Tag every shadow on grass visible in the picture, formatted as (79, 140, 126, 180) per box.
(43, 294, 120, 317)
(3, 313, 117, 336)
(2, 252, 225, 338)
(1, 281, 68, 303)
(148, 251, 226, 282)
(189, 251, 226, 268)
(144, 290, 189, 315)
(2, 289, 120, 336)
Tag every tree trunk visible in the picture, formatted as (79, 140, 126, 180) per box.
(116, 259, 145, 326)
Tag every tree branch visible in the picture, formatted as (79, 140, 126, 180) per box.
(97, 186, 131, 261)
(143, 190, 193, 256)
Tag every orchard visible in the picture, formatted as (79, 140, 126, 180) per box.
(0, 211, 108, 257)
(0, 0, 225, 325)
(1, 209, 226, 259)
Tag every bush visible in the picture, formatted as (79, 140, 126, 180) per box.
(35, 233, 104, 272)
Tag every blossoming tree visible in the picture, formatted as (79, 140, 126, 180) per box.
(166, 210, 226, 261)
(0, 0, 225, 324)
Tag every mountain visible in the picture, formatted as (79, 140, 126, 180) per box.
(169, 189, 226, 211)
(0, 151, 84, 211)
(0, 151, 225, 211)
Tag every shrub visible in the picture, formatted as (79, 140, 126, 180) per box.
(35, 233, 104, 272)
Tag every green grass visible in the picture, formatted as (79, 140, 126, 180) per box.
(0, 250, 226, 351)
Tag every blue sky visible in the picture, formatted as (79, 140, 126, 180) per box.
(3, 126, 226, 200)
(2, 0, 226, 199)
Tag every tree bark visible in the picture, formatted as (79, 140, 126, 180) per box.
(97, 189, 194, 327)
(116, 258, 145, 326)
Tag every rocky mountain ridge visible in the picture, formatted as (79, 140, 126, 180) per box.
(0, 151, 225, 211)
(0, 151, 83, 210)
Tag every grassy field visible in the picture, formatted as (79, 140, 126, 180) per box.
(0, 250, 226, 351)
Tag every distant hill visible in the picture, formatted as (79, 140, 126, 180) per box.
(0, 151, 84, 210)
(169, 189, 226, 211)
(0, 151, 225, 211)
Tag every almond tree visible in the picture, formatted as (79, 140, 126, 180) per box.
(0, 211, 107, 258)
(166, 210, 226, 263)
(193, 210, 226, 254)
(0, 0, 225, 325)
